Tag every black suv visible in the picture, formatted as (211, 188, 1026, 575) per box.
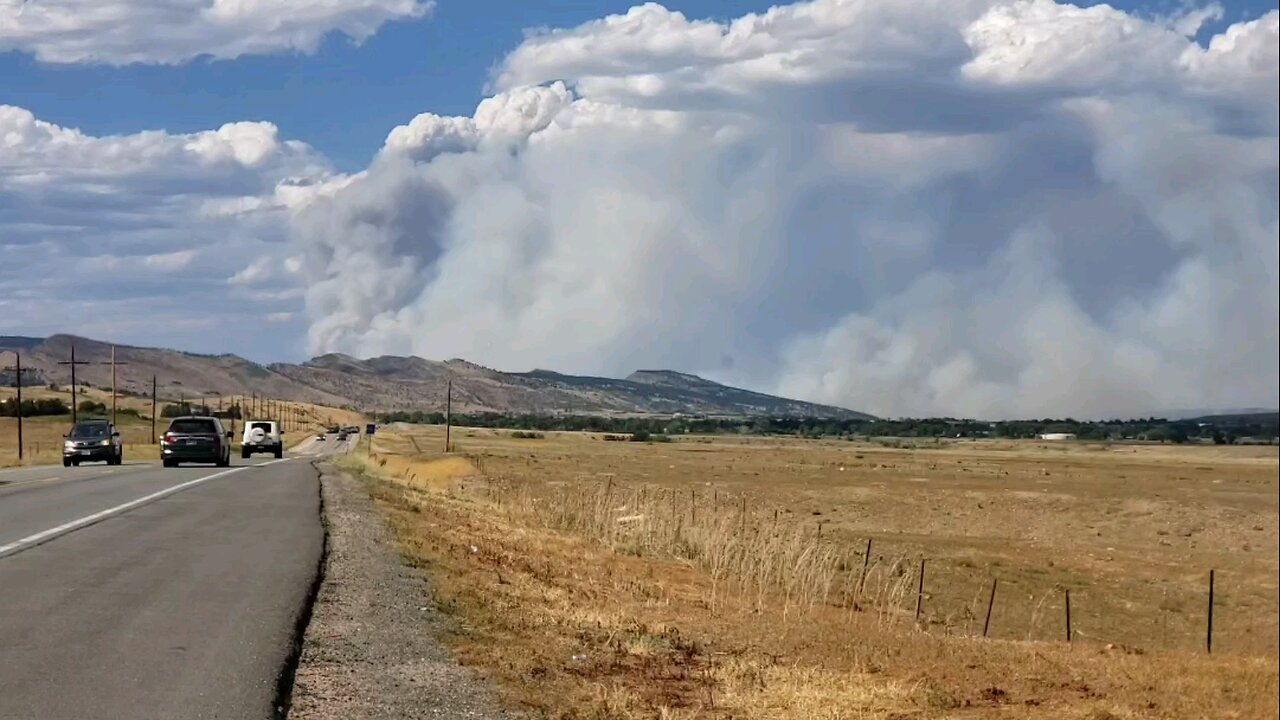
(161, 416, 232, 467)
(63, 420, 123, 467)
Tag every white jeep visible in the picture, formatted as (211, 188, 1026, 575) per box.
(241, 420, 283, 459)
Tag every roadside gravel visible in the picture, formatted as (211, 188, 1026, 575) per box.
(288, 464, 518, 720)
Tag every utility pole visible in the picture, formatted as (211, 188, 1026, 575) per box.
(57, 344, 91, 423)
(444, 379, 452, 453)
(103, 345, 128, 425)
(151, 375, 157, 444)
(2, 350, 27, 461)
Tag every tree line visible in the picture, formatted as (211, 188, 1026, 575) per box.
(1, 397, 69, 417)
(376, 410, 1279, 444)
(1, 398, 243, 421)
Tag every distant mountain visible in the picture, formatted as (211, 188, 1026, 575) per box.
(1159, 407, 1280, 421)
(3, 335, 871, 419)
(272, 355, 871, 418)
(1184, 411, 1279, 425)
(5, 335, 349, 406)
(0, 336, 44, 351)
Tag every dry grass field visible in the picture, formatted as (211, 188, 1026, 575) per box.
(342, 424, 1279, 719)
(1, 385, 365, 466)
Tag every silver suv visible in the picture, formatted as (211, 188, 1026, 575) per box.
(63, 420, 123, 467)
(241, 420, 283, 459)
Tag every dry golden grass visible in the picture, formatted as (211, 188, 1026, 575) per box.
(1, 385, 365, 466)
(342, 425, 1278, 719)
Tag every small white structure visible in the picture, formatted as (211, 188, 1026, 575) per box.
(1038, 432, 1077, 440)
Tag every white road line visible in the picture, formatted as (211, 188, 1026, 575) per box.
(0, 458, 291, 560)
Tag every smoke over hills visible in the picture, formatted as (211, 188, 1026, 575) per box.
(288, 1, 1279, 420)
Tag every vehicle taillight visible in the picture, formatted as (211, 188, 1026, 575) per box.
(162, 432, 177, 444)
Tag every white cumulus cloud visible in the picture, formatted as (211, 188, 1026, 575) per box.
(0, 105, 335, 356)
(0, 0, 432, 65)
(288, 0, 1278, 418)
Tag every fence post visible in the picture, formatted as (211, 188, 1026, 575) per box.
(1065, 589, 1072, 643)
(915, 558, 926, 623)
(1207, 569, 1215, 654)
(983, 578, 998, 638)
(858, 538, 872, 595)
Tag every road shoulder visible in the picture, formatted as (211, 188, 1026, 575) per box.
(288, 465, 517, 720)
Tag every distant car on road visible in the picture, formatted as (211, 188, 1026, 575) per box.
(315, 432, 326, 441)
(161, 416, 232, 467)
(63, 419, 123, 467)
(241, 420, 283, 459)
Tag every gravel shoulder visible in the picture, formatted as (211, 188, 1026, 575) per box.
(288, 464, 518, 720)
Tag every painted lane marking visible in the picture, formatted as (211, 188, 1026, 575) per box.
(0, 458, 290, 559)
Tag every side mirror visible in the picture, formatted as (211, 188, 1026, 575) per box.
(112, 432, 120, 438)
(226, 431, 233, 439)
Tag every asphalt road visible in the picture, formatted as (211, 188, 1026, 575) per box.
(0, 437, 343, 720)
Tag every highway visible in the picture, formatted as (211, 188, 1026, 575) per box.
(0, 435, 349, 720)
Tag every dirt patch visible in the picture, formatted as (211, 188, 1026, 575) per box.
(288, 465, 517, 719)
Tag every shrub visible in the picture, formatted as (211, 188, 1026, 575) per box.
(78, 400, 108, 415)
(1, 397, 69, 417)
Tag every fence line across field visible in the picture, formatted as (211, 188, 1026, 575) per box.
(364, 436, 1247, 657)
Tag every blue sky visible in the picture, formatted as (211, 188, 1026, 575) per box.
(3, 0, 1272, 171)
(1, 0, 1276, 417)
(4, 1, 780, 170)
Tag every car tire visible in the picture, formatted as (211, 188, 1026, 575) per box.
(63, 458, 71, 467)
(274, 445, 283, 459)
(163, 459, 175, 468)
(72, 459, 80, 467)
(241, 448, 250, 459)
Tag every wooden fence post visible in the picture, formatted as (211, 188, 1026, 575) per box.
(983, 578, 998, 638)
(915, 558, 926, 623)
(1065, 589, 1073, 643)
(1207, 569, 1215, 654)
(858, 538, 872, 595)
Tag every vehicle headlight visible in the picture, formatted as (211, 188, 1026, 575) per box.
(64, 441, 75, 449)
(100, 439, 112, 447)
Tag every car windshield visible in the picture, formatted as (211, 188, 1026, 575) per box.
(249, 422, 273, 433)
(169, 419, 217, 434)
(69, 423, 110, 439)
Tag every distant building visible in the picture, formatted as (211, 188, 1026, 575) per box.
(1038, 432, 1077, 440)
